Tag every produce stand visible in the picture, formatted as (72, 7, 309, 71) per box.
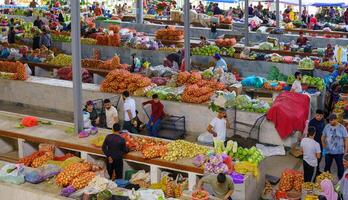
(0, 110, 265, 199)
(282, 28, 348, 38)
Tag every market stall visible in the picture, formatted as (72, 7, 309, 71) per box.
(0, 110, 266, 199)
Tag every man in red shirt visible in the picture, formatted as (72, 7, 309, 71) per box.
(142, 94, 165, 137)
(344, 8, 348, 25)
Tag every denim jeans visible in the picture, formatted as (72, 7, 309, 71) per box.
(324, 153, 344, 179)
(210, 32, 218, 39)
(146, 116, 161, 137)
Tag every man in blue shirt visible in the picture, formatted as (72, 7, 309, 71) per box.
(213, 53, 227, 72)
(322, 114, 348, 179)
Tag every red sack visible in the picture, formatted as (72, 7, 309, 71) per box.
(21, 116, 39, 127)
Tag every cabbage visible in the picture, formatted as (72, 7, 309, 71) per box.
(259, 42, 274, 50)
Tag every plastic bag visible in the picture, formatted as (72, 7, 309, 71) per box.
(197, 132, 214, 144)
(0, 164, 25, 185)
(24, 164, 61, 184)
(192, 155, 206, 167)
(90, 135, 106, 148)
(21, 116, 39, 127)
(241, 76, 266, 88)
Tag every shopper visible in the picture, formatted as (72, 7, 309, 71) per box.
(33, 16, 44, 30)
(102, 123, 127, 180)
(320, 179, 338, 200)
(301, 126, 321, 182)
(29, 0, 37, 8)
(213, 3, 222, 15)
(40, 28, 52, 49)
(210, 22, 217, 39)
(213, 53, 227, 72)
(142, 94, 165, 137)
(8, 18, 14, 28)
(296, 31, 308, 47)
(337, 153, 348, 200)
(344, 8, 348, 25)
(290, 71, 302, 93)
(103, 99, 119, 129)
(122, 91, 137, 133)
(207, 108, 229, 142)
(322, 114, 348, 179)
(197, 173, 234, 200)
(32, 27, 41, 50)
(309, 109, 325, 174)
(7, 27, 15, 44)
(58, 11, 65, 24)
(164, 52, 180, 70)
(84, 100, 99, 127)
(248, 4, 253, 16)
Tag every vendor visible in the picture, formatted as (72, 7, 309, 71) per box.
(213, 53, 227, 72)
(337, 153, 348, 200)
(104, 98, 119, 129)
(130, 53, 141, 73)
(102, 123, 127, 180)
(207, 108, 229, 142)
(199, 36, 210, 47)
(33, 16, 44, 30)
(323, 44, 334, 62)
(7, 27, 15, 44)
(164, 52, 181, 70)
(197, 173, 234, 200)
(296, 31, 308, 47)
(142, 94, 165, 137)
(290, 71, 302, 93)
(94, 3, 103, 16)
(29, 0, 38, 8)
(84, 100, 99, 127)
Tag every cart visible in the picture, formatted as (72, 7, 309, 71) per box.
(227, 107, 266, 141)
(142, 105, 186, 140)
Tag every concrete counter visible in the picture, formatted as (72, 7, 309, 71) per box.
(50, 42, 299, 77)
(0, 77, 295, 146)
(97, 21, 348, 48)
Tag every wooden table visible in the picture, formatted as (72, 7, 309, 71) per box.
(0, 58, 111, 77)
(0, 111, 202, 190)
(243, 87, 279, 98)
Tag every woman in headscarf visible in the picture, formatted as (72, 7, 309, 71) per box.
(320, 179, 338, 200)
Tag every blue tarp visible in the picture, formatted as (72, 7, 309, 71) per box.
(204, 0, 239, 3)
(311, 3, 345, 7)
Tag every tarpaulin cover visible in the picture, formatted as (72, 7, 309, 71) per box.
(266, 92, 310, 139)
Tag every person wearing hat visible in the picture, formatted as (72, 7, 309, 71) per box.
(84, 100, 100, 127)
(322, 114, 348, 179)
(296, 31, 308, 47)
(337, 153, 348, 200)
(213, 53, 227, 72)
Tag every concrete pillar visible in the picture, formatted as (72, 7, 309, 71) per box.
(299, 0, 302, 20)
(184, 0, 190, 70)
(71, 0, 84, 133)
(136, 0, 144, 24)
(244, 0, 249, 46)
(276, 0, 280, 28)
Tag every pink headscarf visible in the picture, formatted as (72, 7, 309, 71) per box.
(320, 179, 338, 200)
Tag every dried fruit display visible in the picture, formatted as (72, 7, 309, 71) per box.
(31, 151, 54, 168)
(162, 140, 208, 161)
(316, 172, 334, 184)
(215, 38, 237, 48)
(71, 171, 96, 190)
(100, 69, 151, 94)
(18, 151, 46, 166)
(56, 162, 91, 187)
(182, 84, 214, 104)
(142, 145, 167, 159)
(0, 61, 27, 80)
(120, 133, 137, 150)
(155, 27, 184, 41)
(133, 137, 168, 152)
(279, 169, 295, 192)
(108, 25, 121, 33)
(293, 172, 304, 192)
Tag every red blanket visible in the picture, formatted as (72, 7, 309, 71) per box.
(266, 92, 310, 139)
